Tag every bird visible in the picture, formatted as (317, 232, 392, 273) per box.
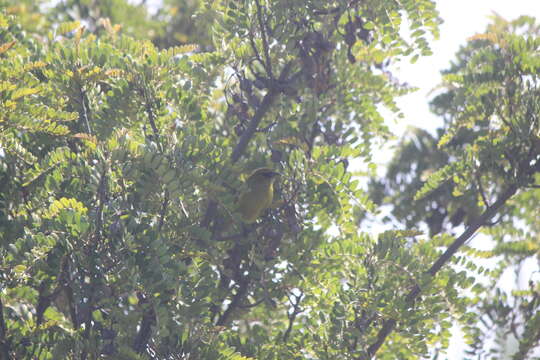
(236, 168, 280, 223)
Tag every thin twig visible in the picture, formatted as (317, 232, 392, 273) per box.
(158, 191, 169, 231)
(144, 87, 161, 146)
(238, 296, 266, 309)
(283, 292, 303, 343)
(475, 172, 490, 208)
(254, 0, 273, 79)
(248, 29, 264, 69)
(94, 167, 108, 241)
(80, 86, 93, 135)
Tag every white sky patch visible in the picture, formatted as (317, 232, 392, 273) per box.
(389, 0, 540, 135)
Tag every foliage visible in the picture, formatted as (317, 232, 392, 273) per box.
(1, 1, 539, 360)
(370, 14, 540, 359)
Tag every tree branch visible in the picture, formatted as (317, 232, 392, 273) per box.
(366, 183, 519, 358)
(475, 172, 490, 208)
(254, 0, 273, 79)
(0, 296, 11, 360)
(231, 89, 278, 163)
(94, 167, 108, 242)
(132, 292, 156, 354)
(76, 79, 93, 135)
(283, 292, 303, 343)
(143, 86, 160, 146)
(216, 277, 250, 326)
(231, 62, 292, 163)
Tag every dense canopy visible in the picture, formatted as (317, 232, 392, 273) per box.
(0, 1, 539, 359)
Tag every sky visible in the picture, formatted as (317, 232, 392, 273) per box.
(394, 2, 540, 358)
(390, 0, 540, 135)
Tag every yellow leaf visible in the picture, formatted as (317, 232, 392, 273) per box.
(57, 21, 80, 36)
(0, 40, 16, 54)
(72, 133, 98, 145)
(24, 61, 47, 71)
(74, 25, 85, 47)
(11, 87, 41, 100)
(0, 14, 8, 28)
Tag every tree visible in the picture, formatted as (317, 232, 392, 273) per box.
(370, 14, 540, 359)
(1, 1, 538, 360)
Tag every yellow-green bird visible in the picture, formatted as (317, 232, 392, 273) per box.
(237, 168, 280, 223)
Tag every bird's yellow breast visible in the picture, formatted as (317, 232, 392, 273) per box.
(237, 179, 274, 223)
